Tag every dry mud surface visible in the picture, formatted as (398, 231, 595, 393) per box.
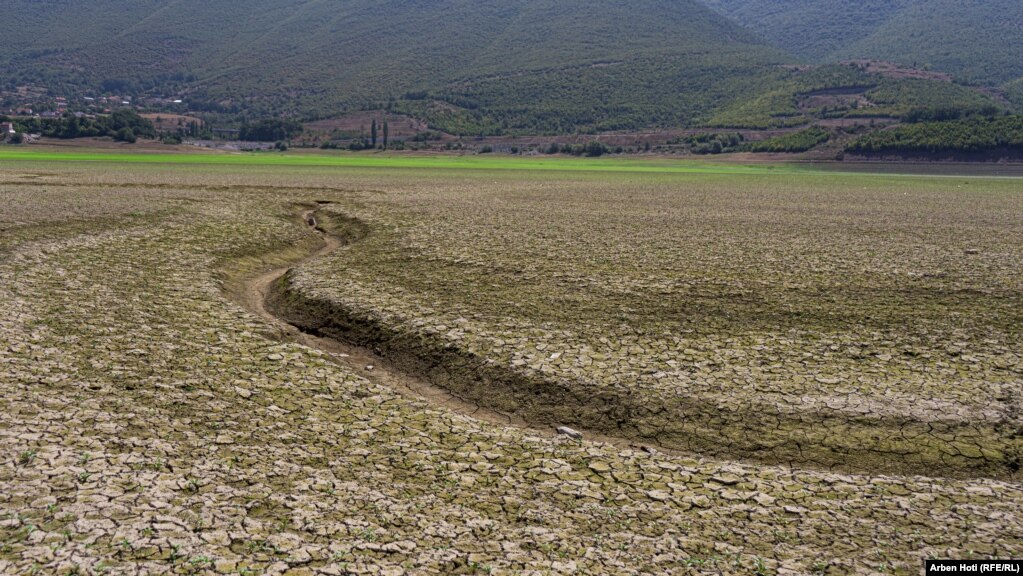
(1, 164, 1022, 575)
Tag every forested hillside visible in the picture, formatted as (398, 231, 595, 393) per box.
(1006, 80, 1023, 113)
(0, 0, 792, 133)
(703, 0, 911, 61)
(2, 0, 1017, 136)
(705, 65, 1005, 129)
(704, 0, 1023, 86)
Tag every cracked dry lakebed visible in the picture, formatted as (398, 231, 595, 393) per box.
(1, 156, 1022, 575)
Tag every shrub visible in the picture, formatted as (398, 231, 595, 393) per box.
(683, 132, 744, 154)
(115, 127, 137, 143)
(584, 141, 607, 157)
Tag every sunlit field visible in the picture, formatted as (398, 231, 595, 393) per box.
(2, 150, 1021, 574)
(0, 147, 819, 174)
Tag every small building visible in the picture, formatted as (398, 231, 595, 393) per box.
(1, 122, 15, 135)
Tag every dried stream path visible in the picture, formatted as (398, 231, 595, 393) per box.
(238, 204, 1023, 481)
(237, 208, 641, 451)
(3, 168, 1022, 574)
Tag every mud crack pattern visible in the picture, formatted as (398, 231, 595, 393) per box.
(1, 165, 1021, 575)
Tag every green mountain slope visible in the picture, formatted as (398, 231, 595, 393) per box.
(704, 0, 1023, 85)
(0, 0, 792, 132)
(703, 0, 912, 61)
(836, 0, 1023, 86)
(704, 63, 1005, 129)
(1006, 79, 1023, 114)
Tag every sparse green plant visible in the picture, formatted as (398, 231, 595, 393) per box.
(18, 450, 37, 466)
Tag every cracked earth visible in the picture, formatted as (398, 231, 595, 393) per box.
(1, 164, 1021, 575)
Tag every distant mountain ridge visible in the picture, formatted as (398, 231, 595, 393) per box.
(0, 0, 792, 132)
(704, 0, 1023, 87)
(1, 0, 1018, 134)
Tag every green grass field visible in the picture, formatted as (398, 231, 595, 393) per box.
(0, 147, 817, 175)
(8, 147, 1023, 181)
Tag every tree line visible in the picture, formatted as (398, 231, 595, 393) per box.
(846, 116, 1023, 156)
(7, 110, 156, 142)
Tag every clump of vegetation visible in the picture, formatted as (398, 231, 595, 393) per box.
(539, 141, 609, 156)
(708, 66, 1005, 130)
(707, 64, 875, 128)
(682, 132, 744, 154)
(1005, 78, 1023, 113)
(901, 105, 1004, 124)
(239, 119, 303, 142)
(749, 127, 830, 152)
(13, 109, 155, 141)
(861, 79, 1004, 119)
(847, 115, 1023, 155)
(114, 127, 136, 143)
(410, 131, 443, 142)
